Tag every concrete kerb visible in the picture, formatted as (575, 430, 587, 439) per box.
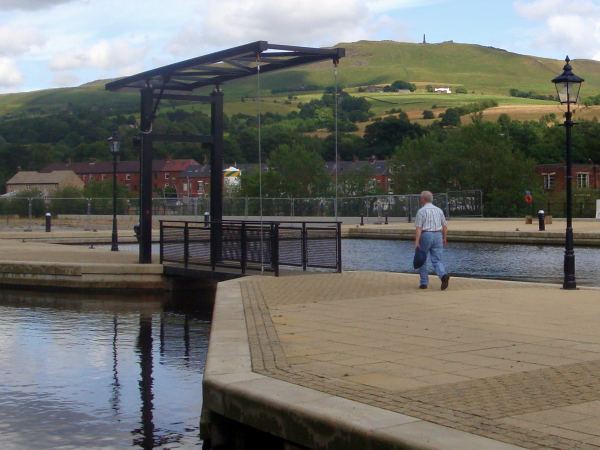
(0, 260, 167, 290)
(202, 278, 524, 450)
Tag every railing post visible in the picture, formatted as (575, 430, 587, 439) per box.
(407, 195, 412, 223)
(302, 222, 307, 271)
(159, 220, 164, 264)
(336, 222, 342, 273)
(271, 223, 279, 276)
(241, 222, 247, 274)
(184, 221, 189, 268)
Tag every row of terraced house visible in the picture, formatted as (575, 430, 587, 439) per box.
(4, 158, 392, 197)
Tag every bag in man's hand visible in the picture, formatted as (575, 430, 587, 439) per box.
(413, 247, 427, 269)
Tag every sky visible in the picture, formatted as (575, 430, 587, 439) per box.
(0, 0, 599, 93)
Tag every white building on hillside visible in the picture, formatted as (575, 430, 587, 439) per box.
(434, 87, 452, 94)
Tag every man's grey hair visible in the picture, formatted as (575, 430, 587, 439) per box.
(420, 191, 433, 203)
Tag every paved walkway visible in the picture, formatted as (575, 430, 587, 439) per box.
(240, 272, 600, 449)
(0, 238, 138, 263)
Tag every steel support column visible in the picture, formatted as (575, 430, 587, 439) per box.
(139, 87, 154, 264)
(210, 87, 224, 266)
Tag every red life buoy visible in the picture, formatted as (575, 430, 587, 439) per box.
(524, 194, 533, 205)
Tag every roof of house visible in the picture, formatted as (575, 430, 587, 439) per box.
(6, 170, 81, 185)
(41, 159, 199, 174)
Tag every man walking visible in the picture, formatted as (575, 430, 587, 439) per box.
(414, 191, 450, 290)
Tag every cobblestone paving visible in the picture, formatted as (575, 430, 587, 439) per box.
(241, 272, 600, 449)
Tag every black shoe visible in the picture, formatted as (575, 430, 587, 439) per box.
(441, 274, 450, 291)
(419, 285, 427, 289)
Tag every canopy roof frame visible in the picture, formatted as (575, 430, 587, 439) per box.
(105, 41, 344, 264)
(106, 41, 344, 93)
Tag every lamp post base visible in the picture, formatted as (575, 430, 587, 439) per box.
(563, 250, 576, 290)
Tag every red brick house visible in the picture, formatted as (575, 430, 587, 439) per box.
(178, 160, 391, 197)
(536, 163, 600, 192)
(41, 159, 198, 196)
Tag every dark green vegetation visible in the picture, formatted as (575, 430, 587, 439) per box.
(3, 40, 600, 215)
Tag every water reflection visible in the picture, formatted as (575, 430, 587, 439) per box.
(134, 314, 155, 449)
(0, 288, 213, 449)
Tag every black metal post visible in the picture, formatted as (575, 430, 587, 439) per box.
(184, 221, 189, 268)
(111, 150, 119, 251)
(240, 222, 247, 274)
(301, 222, 307, 271)
(139, 87, 154, 264)
(336, 222, 342, 273)
(407, 196, 412, 223)
(271, 223, 279, 276)
(159, 221, 164, 264)
(564, 108, 576, 289)
(210, 87, 224, 267)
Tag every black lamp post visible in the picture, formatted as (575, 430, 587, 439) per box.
(108, 131, 121, 251)
(552, 56, 584, 290)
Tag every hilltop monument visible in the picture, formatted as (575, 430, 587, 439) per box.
(422, 34, 427, 44)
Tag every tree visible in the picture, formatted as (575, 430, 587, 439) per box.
(364, 113, 424, 158)
(338, 164, 383, 196)
(440, 108, 461, 127)
(390, 80, 417, 92)
(422, 110, 435, 119)
(240, 144, 330, 198)
(455, 86, 468, 94)
(48, 186, 86, 215)
(391, 122, 540, 216)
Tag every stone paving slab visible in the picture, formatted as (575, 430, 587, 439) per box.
(238, 272, 600, 449)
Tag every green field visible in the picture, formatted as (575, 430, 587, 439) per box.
(1, 40, 600, 120)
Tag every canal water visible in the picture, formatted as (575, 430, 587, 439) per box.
(343, 239, 600, 286)
(0, 288, 212, 449)
(2, 240, 599, 449)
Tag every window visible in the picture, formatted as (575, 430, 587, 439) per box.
(183, 183, 188, 192)
(543, 173, 555, 190)
(101, 174, 106, 181)
(125, 173, 131, 181)
(164, 173, 170, 180)
(577, 172, 590, 189)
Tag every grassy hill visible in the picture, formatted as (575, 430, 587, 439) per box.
(2, 40, 600, 119)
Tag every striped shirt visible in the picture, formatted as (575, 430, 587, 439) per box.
(415, 203, 447, 231)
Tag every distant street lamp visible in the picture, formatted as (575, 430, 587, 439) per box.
(552, 56, 584, 289)
(108, 131, 121, 252)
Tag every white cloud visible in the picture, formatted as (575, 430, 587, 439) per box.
(166, 0, 432, 57)
(0, 25, 44, 56)
(0, 57, 23, 87)
(50, 38, 147, 72)
(514, 0, 600, 60)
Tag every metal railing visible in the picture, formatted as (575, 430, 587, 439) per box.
(159, 220, 342, 276)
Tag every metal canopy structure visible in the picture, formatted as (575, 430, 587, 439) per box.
(106, 41, 345, 264)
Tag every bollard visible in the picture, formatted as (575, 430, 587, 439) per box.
(385, 215, 388, 225)
(204, 212, 210, 228)
(45, 212, 51, 232)
(537, 209, 545, 231)
(360, 214, 364, 226)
